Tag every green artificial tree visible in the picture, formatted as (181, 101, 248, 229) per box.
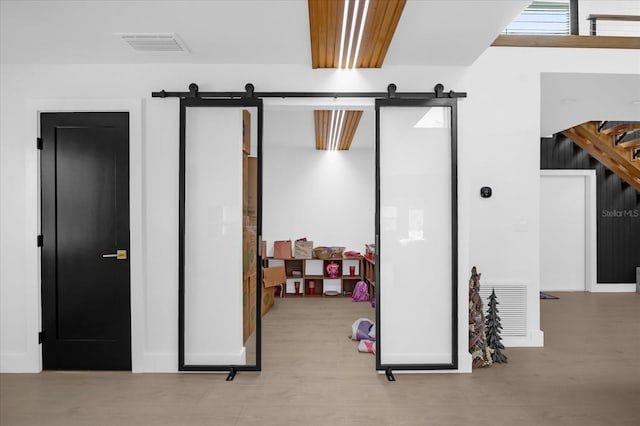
(468, 267, 492, 368)
(485, 289, 508, 363)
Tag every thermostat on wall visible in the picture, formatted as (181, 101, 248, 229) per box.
(480, 187, 492, 198)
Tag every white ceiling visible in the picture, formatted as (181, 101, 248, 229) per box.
(0, 0, 528, 65)
(541, 73, 640, 136)
(0, 0, 527, 149)
(1, 0, 637, 139)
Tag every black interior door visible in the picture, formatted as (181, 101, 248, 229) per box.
(40, 112, 131, 370)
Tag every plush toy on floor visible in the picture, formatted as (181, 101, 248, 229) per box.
(358, 340, 375, 354)
(350, 318, 376, 354)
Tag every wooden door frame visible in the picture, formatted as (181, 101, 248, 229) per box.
(30, 99, 144, 371)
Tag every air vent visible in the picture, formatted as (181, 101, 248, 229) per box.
(116, 33, 189, 52)
(478, 282, 528, 337)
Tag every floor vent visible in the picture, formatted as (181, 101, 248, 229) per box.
(478, 282, 527, 337)
(115, 33, 189, 52)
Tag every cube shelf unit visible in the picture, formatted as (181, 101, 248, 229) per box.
(362, 257, 376, 303)
(265, 257, 363, 297)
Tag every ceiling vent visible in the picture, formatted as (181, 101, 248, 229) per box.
(115, 33, 189, 53)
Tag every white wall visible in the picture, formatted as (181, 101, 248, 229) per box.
(1, 47, 638, 372)
(461, 48, 543, 348)
(262, 145, 375, 255)
(261, 104, 375, 254)
(460, 46, 638, 346)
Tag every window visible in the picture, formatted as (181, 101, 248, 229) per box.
(502, 1, 570, 35)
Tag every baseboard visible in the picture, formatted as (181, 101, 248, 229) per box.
(134, 352, 178, 373)
(458, 351, 472, 373)
(2, 350, 246, 373)
(590, 283, 636, 293)
(0, 352, 40, 373)
(503, 329, 544, 348)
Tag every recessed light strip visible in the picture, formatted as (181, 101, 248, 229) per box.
(325, 111, 335, 149)
(344, 0, 360, 69)
(330, 110, 338, 150)
(331, 110, 342, 150)
(328, 110, 337, 151)
(351, 0, 370, 68)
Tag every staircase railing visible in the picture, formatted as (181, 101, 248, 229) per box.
(588, 14, 640, 36)
(494, 1, 640, 49)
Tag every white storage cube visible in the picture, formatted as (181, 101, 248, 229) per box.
(323, 279, 341, 294)
(286, 278, 304, 294)
(304, 259, 324, 276)
(342, 259, 360, 276)
(268, 259, 285, 268)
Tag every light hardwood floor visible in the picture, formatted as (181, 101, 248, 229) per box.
(1, 292, 639, 426)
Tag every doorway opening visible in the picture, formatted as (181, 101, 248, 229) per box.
(261, 97, 377, 369)
(540, 170, 597, 292)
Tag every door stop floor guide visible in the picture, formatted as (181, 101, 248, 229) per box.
(226, 368, 237, 381)
(385, 368, 396, 382)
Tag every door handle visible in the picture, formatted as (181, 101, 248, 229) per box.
(102, 249, 127, 260)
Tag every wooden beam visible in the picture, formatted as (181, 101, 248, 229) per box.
(618, 138, 640, 150)
(563, 122, 640, 191)
(314, 109, 363, 150)
(360, 0, 406, 67)
(601, 123, 640, 136)
(492, 35, 640, 49)
(338, 110, 363, 150)
(308, 0, 406, 69)
(314, 110, 330, 150)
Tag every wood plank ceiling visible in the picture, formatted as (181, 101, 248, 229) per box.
(308, 1, 403, 150)
(314, 110, 364, 150)
(308, 0, 407, 69)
